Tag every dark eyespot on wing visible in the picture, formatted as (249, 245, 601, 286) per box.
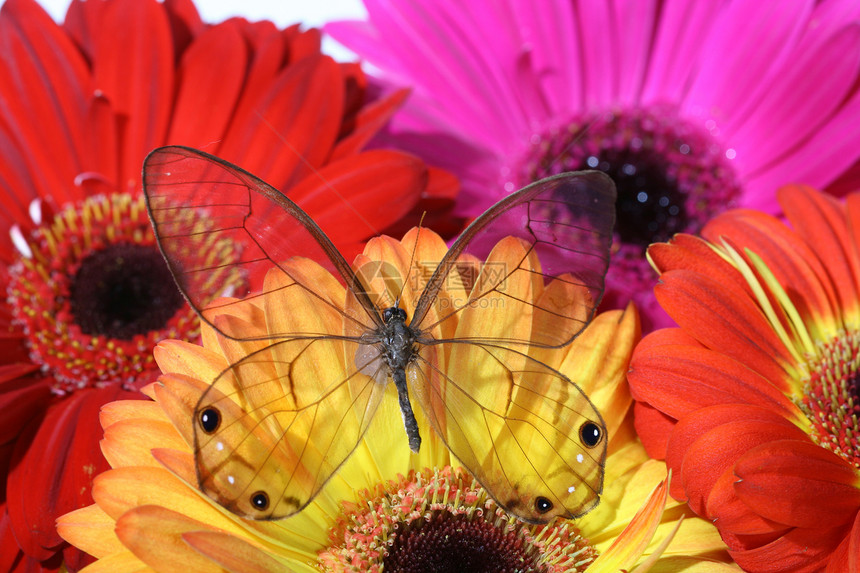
(579, 421, 603, 448)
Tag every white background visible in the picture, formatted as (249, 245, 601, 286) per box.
(10, 0, 367, 59)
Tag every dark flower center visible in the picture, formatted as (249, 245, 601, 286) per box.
(515, 106, 742, 327)
(70, 243, 183, 340)
(383, 510, 541, 573)
(519, 106, 741, 249)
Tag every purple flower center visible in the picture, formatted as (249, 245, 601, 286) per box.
(519, 106, 742, 247)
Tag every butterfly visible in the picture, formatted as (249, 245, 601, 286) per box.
(142, 145, 617, 524)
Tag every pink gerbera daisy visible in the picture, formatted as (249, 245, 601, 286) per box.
(327, 0, 860, 329)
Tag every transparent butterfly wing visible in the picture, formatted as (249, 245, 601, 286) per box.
(413, 171, 616, 348)
(143, 146, 387, 519)
(408, 171, 616, 522)
(142, 145, 381, 339)
(410, 343, 606, 523)
(195, 336, 386, 519)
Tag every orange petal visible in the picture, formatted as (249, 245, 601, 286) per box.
(182, 530, 286, 572)
(665, 404, 806, 514)
(629, 341, 802, 422)
(734, 439, 860, 528)
(780, 184, 860, 320)
(649, 234, 751, 298)
(729, 522, 847, 573)
(655, 269, 795, 391)
(704, 207, 837, 326)
(114, 505, 220, 571)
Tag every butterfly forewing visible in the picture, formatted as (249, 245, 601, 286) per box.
(142, 145, 381, 338)
(413, 171, 616, 348)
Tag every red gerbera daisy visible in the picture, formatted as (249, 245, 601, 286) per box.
(628, 185, 860, 571)
(0, 0, 454, 570)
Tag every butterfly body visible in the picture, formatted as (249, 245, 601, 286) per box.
(359, 304, 423, 453)
(143, 145, 617, 523)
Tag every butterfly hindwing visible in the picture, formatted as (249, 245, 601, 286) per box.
(409, 343, 606, 523)
(195, 336, 386, 519)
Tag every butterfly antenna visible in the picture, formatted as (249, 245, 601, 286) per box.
(254, 110, 383, 237)
(394, 211, 427, 311)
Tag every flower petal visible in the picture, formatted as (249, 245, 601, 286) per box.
(182, 530, 291, 573)
(7, 386, 134, 560)
(729, 523, 847, 573)
(654, 270, 796, 389)
(56, 504, 123, 560)
(114, 505, 224, 571)
(665, 404, 807, 511)
(91, 0, 173, 185)
(289, 149, 424, 250)
(733, 439, 860, 528)
(780, 184, 860, 320)
(166, 20, 249, 147)
(632, 401, 676, 460)
(590, 476, 670, 572)
(217, 54, 343, 190)
(704, 208, 839, 328)
(630, 340, 802, 422)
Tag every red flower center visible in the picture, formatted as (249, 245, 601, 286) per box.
(5, 194, 201, 392)
(800, 331, 860, 468)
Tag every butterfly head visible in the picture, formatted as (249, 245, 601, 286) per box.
(382, 306, 408, 325)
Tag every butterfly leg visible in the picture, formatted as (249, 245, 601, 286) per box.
(392, 367, 422, 453)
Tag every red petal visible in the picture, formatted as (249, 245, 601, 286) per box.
(0, 372, 49, 445)
(91, 0, 173, 187)
(0, 0, 89, 207)
(285, 27, 322, 64)
(729, 523, 848, 573)
(826, 510, 860, 573)
(734, 439, 860, 528)
(291, 149, 424, 246)
(166, 20, 249, 148)
(655, 269, 796, 391)
(629, 339, 802, 421)
(665, 404, 806, 515)
(632, 400, 675, 459)
(330, 89, 409, 161)
(708, 468, 790, 536)
(780, 185, 860, 316)
(0, 504, 63, 572)
(6, 387, 138, 559)
(219, 54, 343, 190)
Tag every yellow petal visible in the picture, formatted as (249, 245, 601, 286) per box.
(589, 475, 670, 572)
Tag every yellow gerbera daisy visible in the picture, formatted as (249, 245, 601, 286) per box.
(57, 228, 734, 572)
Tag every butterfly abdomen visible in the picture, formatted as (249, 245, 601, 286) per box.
(379, 306, 423, 453)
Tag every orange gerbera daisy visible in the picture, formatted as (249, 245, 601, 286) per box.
(628, 185, 860, 571)
(0, 0, 454, 570)
(58, 227, 734, 572)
